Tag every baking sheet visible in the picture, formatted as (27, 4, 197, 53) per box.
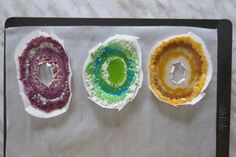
(5, 26, 217, 157)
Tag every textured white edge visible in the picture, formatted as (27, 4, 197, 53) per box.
(82, 34, 143, 110)
(14, 30, 72, 118)
(147, 32, 213, 106)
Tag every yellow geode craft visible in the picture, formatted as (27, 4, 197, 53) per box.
(148, 32, 212, 106)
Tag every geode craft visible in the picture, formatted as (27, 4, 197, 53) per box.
(148, 32, 212, 106)
(15, 31, 72, 118)
(83, 34, 143, 110)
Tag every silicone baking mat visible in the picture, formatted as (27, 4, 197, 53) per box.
(4, 18, 232, 157)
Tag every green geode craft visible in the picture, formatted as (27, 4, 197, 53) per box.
(83, 34, 143, 110)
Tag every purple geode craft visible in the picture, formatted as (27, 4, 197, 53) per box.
(15, 31, 72, 118)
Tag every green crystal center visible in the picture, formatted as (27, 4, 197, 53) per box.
(106, 57, 126, 87)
